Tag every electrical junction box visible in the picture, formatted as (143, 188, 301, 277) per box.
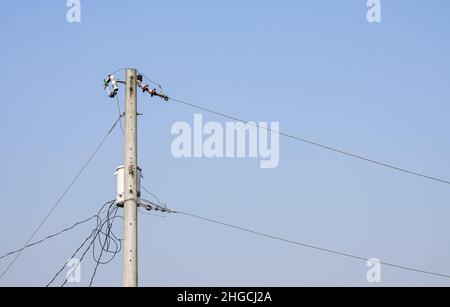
(115, 165, 142, 204)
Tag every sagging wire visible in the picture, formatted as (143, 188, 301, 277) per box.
(46, 200, 123, 287)
(109, 67, 127, 76)
(137, 72, 169, 102)
(0, 115, 123, 281)
(89, 203, 123, 287)
(115, 94, 125, 135)
(139, 72, 164, 90)
(97, 69, 450, 282)
(0, 216, 99, 260)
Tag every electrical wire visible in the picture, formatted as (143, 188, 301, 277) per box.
(140, 185, 170, 218)
(140, 72, 164, 88)
(46, 200, 123, 287)
(46, 227, 98, 287)
(68, 202, 121, 287)
(116, 95, 125, 135)
(89, 205, 122, 286)
(46, 200, 113, 287)
(0, 115, 123, 282)
(139, 184, 450, 280)
(141, 184, 450, 279)
(176, 210, 450, 280)
(142, 185, 165, 207)
(127, 73, 450, 281)
(0, 215, 98, 260)
(142, 183, 450, 280)
(167, 97, 450, 186)
(138, 208, 167, 218)
(109, 68, 127, 76)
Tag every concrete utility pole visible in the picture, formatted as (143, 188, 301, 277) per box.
(123, 68, 138, 287)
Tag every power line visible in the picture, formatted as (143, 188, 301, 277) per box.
(140, 72, 164, 89)
(0, 115, 123, 281)
(139, 184, 450, 280)
(133, 73, 450, 281)
(46, 228, 96, 287)
(64, 201, 121, 287)
(47, 200, 114, 287)
(168, 97, 450, 186)
(109, 68, 127, 76)
(142, 185, 165, 207)
(89, 204, 122, 287)
(0, 215, 98, 260)
(115, 95, 125, 134)
(46, 200, 123, 287)
(176, 210, 450, 280)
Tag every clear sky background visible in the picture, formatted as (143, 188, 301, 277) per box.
(1, 0, 450, 287)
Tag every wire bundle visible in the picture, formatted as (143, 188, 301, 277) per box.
(46, 200, 123, 287)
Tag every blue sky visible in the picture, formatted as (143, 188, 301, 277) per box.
(1, 0, 450, 286)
